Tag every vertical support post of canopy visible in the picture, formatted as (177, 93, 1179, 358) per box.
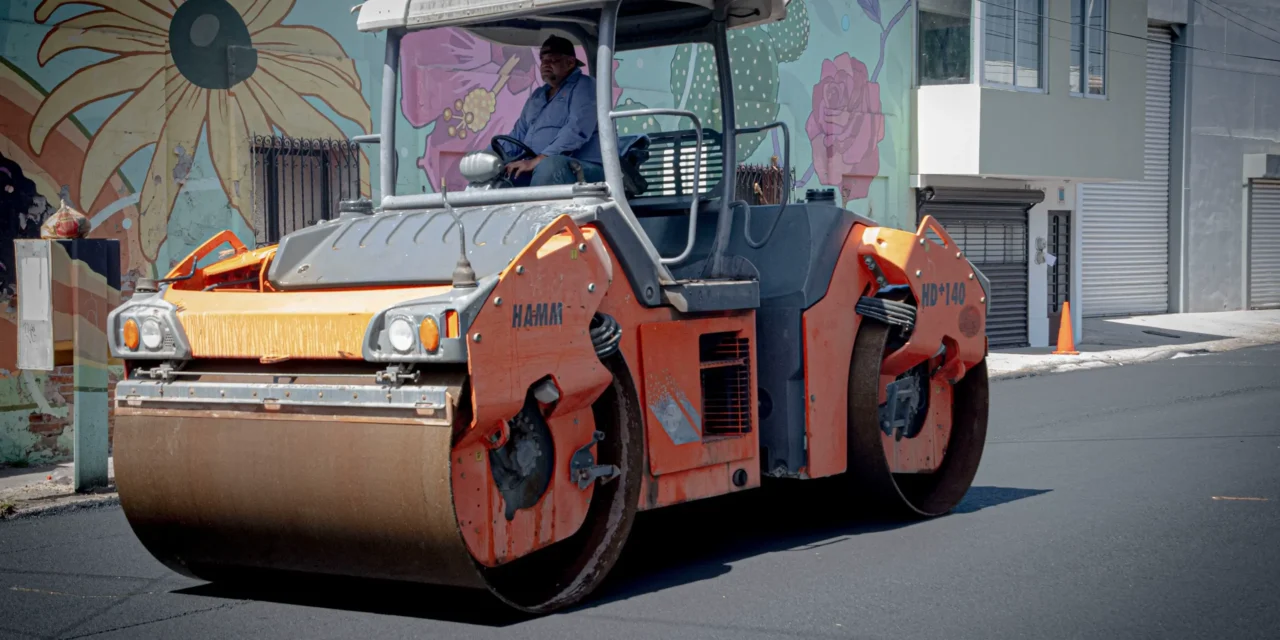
(707, 7, 739, 278)
(379, 29, 402, 207)
(596, 0, 677, 300)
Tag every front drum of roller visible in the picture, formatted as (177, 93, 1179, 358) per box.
(113, 356, 645, 614)
(845, 321, 990, 517)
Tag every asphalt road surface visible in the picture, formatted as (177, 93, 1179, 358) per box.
(2, 345, 1278, 640)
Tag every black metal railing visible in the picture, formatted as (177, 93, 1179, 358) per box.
(250, 134, 361, 245)
(735, 158, 793, 206)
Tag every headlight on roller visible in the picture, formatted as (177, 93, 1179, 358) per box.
(139, 318, 164, 350)
(388, 317, 416, 353)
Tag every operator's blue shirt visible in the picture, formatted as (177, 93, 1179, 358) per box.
(508, 68, 603, 165)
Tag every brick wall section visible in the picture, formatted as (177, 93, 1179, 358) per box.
(17, 270, 134, 463)
(25, 366, 119, 456)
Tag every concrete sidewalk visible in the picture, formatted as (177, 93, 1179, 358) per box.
(988, 309, 1280, 379)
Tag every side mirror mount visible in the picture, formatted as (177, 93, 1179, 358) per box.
(458, 150, 504, 185)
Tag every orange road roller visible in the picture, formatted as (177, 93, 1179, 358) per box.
(107, 0, 991, 615)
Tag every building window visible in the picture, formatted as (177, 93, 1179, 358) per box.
(917, 0, 973, 85)
(1070, 0, 1107, 96)
(982, 0, 1045, 90)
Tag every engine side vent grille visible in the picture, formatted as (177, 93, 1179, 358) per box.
(698, 331, 752, 436)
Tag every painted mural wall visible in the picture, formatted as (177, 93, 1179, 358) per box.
(0, 0, 911, 464)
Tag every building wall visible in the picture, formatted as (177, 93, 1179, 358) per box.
(1177, 0, 1280, 312)
(913, 0, 1150, 182)
(0, 0, 914, 464)
(977, 0, 1149, 180)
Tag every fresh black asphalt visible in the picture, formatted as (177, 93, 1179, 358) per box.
(2, 345, 1278, 639)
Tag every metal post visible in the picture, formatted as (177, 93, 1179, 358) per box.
(15, 237, 118, 492)
(707, 15, 738, 278)
(596, 1, 626, 208)
(380, 29, 402, 207)
(595, 0, 677, 295)
(68, 240, 116, 492)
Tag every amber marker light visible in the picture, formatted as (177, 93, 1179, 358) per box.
(123, 319, 140, 350)
(420, 316, 441, 353)
(444, 310, 460, 339)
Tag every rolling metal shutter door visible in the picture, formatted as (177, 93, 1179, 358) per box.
(1079, 25, 1173, 317)
(1249, 181, 1280, 309)
(920, 188, 1038, 349)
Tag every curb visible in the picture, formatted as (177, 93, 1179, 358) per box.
(1, 490, 120, 522)
(988, 335, 1278, 381)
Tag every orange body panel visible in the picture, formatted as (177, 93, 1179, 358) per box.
(638, 317, 759, 477)
(457, 215, 615, 565)
(167, 285, 449, 360)
(800, 216, 987, 478)
(200, 245, 276, 278)
(589, 226, 759, 511)
(799, 226, 872, 479)
(451, 406, 599, 567)
(856, 216, 987, 474)
(860, 216, 987, 380)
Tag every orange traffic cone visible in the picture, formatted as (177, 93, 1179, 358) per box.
(1054, 301, 1078, 355)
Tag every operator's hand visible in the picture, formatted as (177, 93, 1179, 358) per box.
(506, 155, 545, 179)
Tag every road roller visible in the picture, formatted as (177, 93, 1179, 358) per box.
(107, 0, 992, 614)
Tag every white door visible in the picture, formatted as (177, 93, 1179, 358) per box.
(1079, 25, 1173, 317)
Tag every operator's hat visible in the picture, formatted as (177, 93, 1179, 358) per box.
(541, 35, 584, 67)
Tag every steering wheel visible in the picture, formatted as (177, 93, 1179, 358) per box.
(491, 135, 537, 164)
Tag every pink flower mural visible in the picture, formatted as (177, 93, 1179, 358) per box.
(401, 29, 622, 192)
(805, 53, 885, 202)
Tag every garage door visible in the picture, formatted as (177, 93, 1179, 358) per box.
(1249, 180, 1280, 309)
(920, 187, 1041, 349)
(1078, 25, 1173, 317)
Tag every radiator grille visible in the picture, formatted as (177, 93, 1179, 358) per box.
(698, 332, 752, 436)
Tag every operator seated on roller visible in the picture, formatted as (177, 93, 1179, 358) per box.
(501, 35, 605, 187)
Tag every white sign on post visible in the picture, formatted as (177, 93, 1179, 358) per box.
(16, 239, 54, 372)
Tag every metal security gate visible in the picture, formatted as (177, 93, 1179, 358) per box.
(1047, 210, 1072, 338)
(1248, 180, 1280, 309)
(919, 187, 1042, 348)
(1079, 25, 1173, 317)
(251, 134, 362, 246)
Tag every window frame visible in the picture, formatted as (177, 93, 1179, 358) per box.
(914, 0, 978, 88)
(1070, 0, 1109, 99)
(975, 0, 1048, 94)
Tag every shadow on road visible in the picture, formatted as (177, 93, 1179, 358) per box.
(574, 482, 1051, 611)
(175, 573, 531, 626)
(172, 483, 1049, 626)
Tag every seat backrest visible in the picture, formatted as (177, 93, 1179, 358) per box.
(631, 128, 725, 201)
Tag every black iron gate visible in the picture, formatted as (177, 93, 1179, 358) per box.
(250, 134, 361, 245)
(1047, 210, 1072, 337)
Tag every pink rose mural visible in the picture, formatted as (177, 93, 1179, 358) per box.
(805, 53, 885, 202)
(401, 29, 622, 192)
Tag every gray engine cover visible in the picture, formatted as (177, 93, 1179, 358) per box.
(267, 201, 601, 290)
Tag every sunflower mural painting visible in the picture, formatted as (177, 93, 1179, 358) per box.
(26, 0, 373, 266)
